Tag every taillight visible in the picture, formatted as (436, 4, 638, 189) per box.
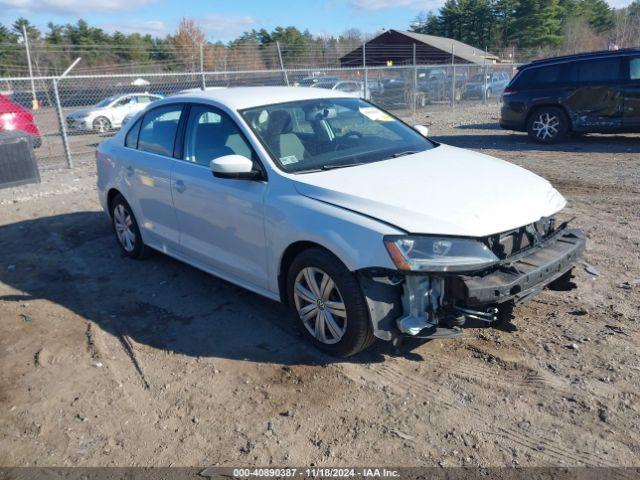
(502, 88, 516, 96)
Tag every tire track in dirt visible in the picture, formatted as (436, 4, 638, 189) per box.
(342, 359, 621, 468)
(424, 347, 571, 394)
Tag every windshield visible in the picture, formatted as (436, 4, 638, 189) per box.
(240, 98, 434, 173)
(95, 96, 117, 107)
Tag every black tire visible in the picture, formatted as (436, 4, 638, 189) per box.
(93, 116, 111, 134)
(110, 194, 151, 259)
(527, 107, 569, 144)
(286, 248, 375, 357)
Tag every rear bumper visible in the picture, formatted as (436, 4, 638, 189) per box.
(449, 228, 586, 307)
(500, 103, 527, 131)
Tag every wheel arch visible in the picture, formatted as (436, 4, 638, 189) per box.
(106, 188, 123, 217)
(526, 104, 573, 132)
(277, 240, 340, 305)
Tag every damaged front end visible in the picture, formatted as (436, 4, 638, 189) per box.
(359, 219, 586, 343)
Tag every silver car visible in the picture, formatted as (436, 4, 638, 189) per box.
(66, 93, 163, 133)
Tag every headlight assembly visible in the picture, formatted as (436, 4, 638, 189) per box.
(384, 235, 499, 273)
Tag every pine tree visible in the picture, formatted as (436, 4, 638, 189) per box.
(511, 0, 563, 48)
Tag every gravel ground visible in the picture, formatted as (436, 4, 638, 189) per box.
(1, 104, 639, 468)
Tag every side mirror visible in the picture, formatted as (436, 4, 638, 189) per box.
(414, 125, 430, 137)
(210, 155, 261, 180)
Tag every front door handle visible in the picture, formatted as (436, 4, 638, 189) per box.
(174, 179, 186, 193)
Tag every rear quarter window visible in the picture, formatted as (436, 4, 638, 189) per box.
(125, 118, 142, 149)
(514, 64, 563, 89)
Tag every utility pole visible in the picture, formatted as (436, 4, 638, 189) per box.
(22, 24, 38, 110)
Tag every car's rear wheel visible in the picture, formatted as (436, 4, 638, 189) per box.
(110, 194, 150, 259)
(287, 249, 375, 357)
(527, 107, 569, 144)
(93, 116, 111, 134)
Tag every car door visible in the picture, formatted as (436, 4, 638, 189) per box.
(171, 104, 269, 289)
(110, 95, 136, 125)
(122, 103, 184, 250)
(563, 57, 624, 131)
(623, 55, 640, 130)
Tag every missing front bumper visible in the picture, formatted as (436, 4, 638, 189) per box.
(448, 228, 586, 307)
(360, 228, 586, 341)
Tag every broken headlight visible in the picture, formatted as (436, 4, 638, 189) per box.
(384, 235, 499, 273)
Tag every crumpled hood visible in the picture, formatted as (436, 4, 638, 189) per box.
(291, 144, 566, 237)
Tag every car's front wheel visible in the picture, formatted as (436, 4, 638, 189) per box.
(287, 249, 375, 357)
(527, 107, 569, 144)
(110, 194, 150, 259)
(93, 116, 111, 134)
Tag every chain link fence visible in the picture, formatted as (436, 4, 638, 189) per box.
(1, 61, 519, 170)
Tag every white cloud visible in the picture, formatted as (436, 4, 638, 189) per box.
(100, 20, 168, 37)
(199, 14, 255, 41)
(349, 0, 440, 11)
(0, 0, 155, 15)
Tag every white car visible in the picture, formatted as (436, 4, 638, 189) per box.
(66, 93, 163, 133)
(96, 87, 585, 357)
(311, 80, 370, 100)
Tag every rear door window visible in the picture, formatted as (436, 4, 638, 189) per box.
(138, 104, 184, 157)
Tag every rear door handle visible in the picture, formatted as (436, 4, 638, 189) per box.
(126, 166, 134, 177)
(174, 179, 186, 193)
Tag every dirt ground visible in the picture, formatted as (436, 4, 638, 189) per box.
(1, 104, 639, 468)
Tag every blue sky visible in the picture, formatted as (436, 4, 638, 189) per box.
(0, 0, 633, 42)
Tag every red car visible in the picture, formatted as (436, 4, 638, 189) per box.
(0, 94, 42, 148)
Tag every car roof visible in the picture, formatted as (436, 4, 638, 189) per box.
(171, 86, 353, 110)
(522, 48, 639, 70)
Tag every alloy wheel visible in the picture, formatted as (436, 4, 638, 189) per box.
(532, 113, 560, 141)
(293, 267, 347, 345)
(94, 118, 110, 134)
(113, 204, 136, 252)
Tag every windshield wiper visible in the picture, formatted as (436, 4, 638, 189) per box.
(321, 162, 365, 171)
(392, 151, 420, 158)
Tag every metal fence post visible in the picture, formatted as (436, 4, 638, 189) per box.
(483, 46, 488, 105)
(451, 45, 456, 109)
(362, 43, 368, 99)
(412, 43, 417, 113)
(276, 41, 289, 86)
(199, 43, 206, 90)
(52, 78, 73, 169)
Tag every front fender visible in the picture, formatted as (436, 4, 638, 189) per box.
(265, 192, 404, 295)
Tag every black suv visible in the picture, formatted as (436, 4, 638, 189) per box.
(500, 49, 640, 143)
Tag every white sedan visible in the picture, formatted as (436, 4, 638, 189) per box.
(96, 87, 585, 357)
(66, 93, 163, 133)
(311, 80, 370, 100)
